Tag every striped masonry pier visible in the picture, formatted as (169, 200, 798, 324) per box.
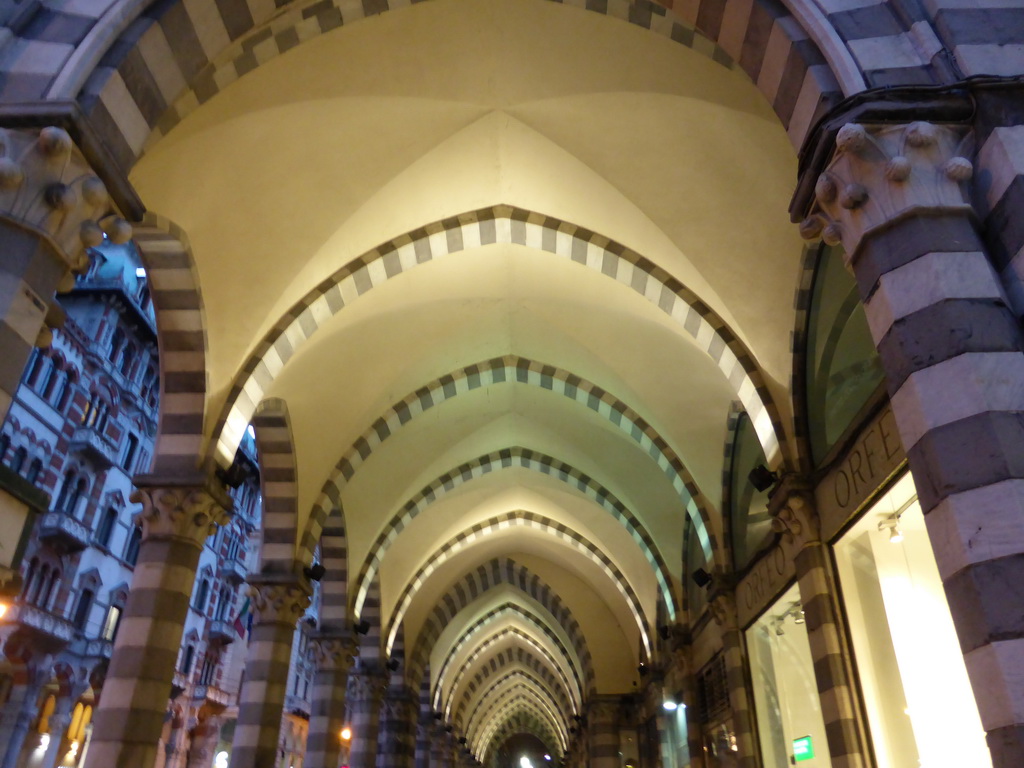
(305, 632, 356, 768)
(83, 482, 231, 768)
(346, 665, 387, 768)
(229, 575, 311, 768)
(803, 120, 1024, 766)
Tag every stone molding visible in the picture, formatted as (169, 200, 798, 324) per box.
(799, 121, 974, 257)
(0, 126, 132, 272)
(769, 480, 820, 555)
(709, 591, 738, 630)
(308, 633, 356, 671)
(346, 668, 387, 704)
(130, 485, 231, 547)
(247, 578, 312, 627)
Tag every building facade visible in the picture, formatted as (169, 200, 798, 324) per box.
(0, 0, 1021, 767)
(0, 241, 316, 768)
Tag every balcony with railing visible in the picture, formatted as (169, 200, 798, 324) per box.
(4, 602, 75, 651)
(284, 692, 311, 719)
(36, 511, 91, 554)
(193, 683, 234, 709)
(219, 559, 247, 586)
(69, 425, 118, 469)
(208, 618, 235, 645)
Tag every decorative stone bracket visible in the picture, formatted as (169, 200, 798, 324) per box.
(768, 478, 820, 555)
(799, 122, 974, 258)
(0, 126, 132, 273)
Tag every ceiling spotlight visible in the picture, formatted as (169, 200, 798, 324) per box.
(878, 516, 904, 544)
(353, 619, 371, 635)
(793, 610, 805, 625)
(691, 568, 712, 588)
(386, 658, 400, 672)
(663, 700, 678, 711)
(637, 662, 649, 676)
(658, 625, 672, 641)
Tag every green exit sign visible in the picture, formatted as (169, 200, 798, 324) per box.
(793, 736, 814, 762)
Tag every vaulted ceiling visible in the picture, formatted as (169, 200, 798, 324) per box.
(130, 0, 804, 758)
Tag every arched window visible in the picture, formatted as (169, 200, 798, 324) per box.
(101, 605, 122, 641)
(22, 349, 42, 385)
(0, 434, 9, 463)
(42, 362, 61, 400)
(195, 578, 211, 613)
(22, 557, 39, 602)
(55, 370, 75, 411)
(68, 477, 89, 518)
(55, 470, 76, 510)
(73, 588, 94, 631)
(39, 568, 60, 611)
(96, 508, 117, 548)
(35, 357, 55, 396)
(215, 587, 232, 620)
(10, 447, 26, 475)
(124, 528, 142, 566)
(110, 328, 124, 359)
(181, 644, 195, 674)
(119, 345, 135, 377)
(26, 458, 42, 485)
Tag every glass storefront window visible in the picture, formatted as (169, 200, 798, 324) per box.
(805, 245, 885, 465)
(728, 413, 772, 570)
(834, 473, 991, 768)
(746, 584, 832, 768)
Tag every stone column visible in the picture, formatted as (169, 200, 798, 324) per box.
(304, 632, 355, 768)
(0, 126, 132, 420)
(800, 120, 1024, 766)
(378, 687, 416, 768)
(345, 666, 387, 768)
(429, 723, 450, 768)
(84, 481, 231, 768)
(0, 660, 51, 768)
(769, 479, 870, 768)
(229, 576, 312, 768)
(41, 679, 90, 768)
(186, 714, 223, 768)
(413, 719, 431, 768)
(708, 592, 756, 768)
(585, 696, 620, 768)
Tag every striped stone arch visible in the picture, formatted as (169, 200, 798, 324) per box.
(250, 398, 305, 573)
(454, 646, 574, 729)
(386, 510, 652, 658)
(67, 0, 859, 178)
(406, 558, 592, 694)
(719, 401, 744, 569)
(319, 355, 714, 634)
(209, 206, 787, 472)
(465, 675, 570, 753)
(354, 446, 676, 623)
(480, 706, 565, 761)
(433, 602, 589, 710)
(444, 627, 581, 719)
(132, 213, 208, 476)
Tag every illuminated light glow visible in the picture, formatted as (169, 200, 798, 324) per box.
(135, 267, 146, 277)
(544, 755, 551, 761)
(662, 700, 678, 711)
(38, 735, 50, 752)
(0, 602, 7, 619)
(215, 752, 229, 768)
(792, 735, 814, 761)
(341, 727, 352, 741)
(246, 424, 255, 440)
(521, 758, 532, 768)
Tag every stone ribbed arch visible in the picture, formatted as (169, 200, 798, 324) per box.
(318, 354, 712, 634)
(132, 213, 208, 476)
(250, 398, 306, 572)
(433, 602, 588, 709)
(454, 648, 573, 731)
(386, 510, 652, 658)
(210, 206, 786, 471)
(464, 675, 569, 752)
(480, 707, 564, 761)
(355, 446, 676, 621)
(444, 627, 580, 719)
(407, 558, 592, 695)
(70, 0, 852, 176)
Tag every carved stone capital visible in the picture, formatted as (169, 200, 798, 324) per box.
(381, 689, 416, 720)
(586, 695, 620, 724)
(308, 632, 357, 671)
(799, 122, 974, 257)
(769, 483, 820, 554)
(0, 127, 132, 272)
(247, 577, 312, 626)
(346, 668, 387, 705)
(709, 591, 737, 630)
(130, 485, 232, 547)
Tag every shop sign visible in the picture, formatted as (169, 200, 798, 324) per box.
(816, 404, 905, 541)
(793, 735, 814, 761)
(737, 544, 796, 628)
